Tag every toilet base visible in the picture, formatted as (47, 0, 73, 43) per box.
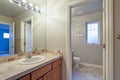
(74, 64, 79, 69)
(73, 56, 80, 69)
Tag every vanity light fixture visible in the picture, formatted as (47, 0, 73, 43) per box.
(18, 2, 22, 7)
(28, 3, 33, 7)
(9, 0, 14, 3)
(21, 0, 26, 3)
(9, 0, 42, 14)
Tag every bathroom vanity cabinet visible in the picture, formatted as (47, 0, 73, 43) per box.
(18, 74, 30, 80)
(44, 59, 62, 80)
(17, 58, 62, 80)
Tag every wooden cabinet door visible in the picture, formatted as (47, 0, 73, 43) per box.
(53, 59, 62, 69)
(38, 77, 44, 80)
(44, 65, 62, 80)
(31, 64, 52, 80)
(44, 70, 53, 80)
(18, 74, 30, 80)
(54, 65, 62, 80)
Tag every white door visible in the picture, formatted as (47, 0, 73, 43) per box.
(9, 22, 15, 55)
(25, 23, 32, 52)
(20, 22, 25, 52)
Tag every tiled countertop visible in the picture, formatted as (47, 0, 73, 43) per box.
(0, 53, 62, 80)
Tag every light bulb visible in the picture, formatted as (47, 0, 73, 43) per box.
(40, 9, 44, 12)
(31, 7, 34, 10)
(22, 0, 27, 3)
(34, 6, 39, 12)
(18, 3, 21, 7)
(9, 0, 13, 3)
(29, 3, 33, 7)
(35, 6, 39, 10)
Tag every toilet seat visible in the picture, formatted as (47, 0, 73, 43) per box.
(73, 57, 80, 60)
(73, 57, 80, 62)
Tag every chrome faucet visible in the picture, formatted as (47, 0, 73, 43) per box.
(27, 52, 32, 59)
(27, 48, 40, 58)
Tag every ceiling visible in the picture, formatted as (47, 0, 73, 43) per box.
(0, 0, 26, 18)
(0, 0, 43, 18)
(0, 0, 102, 18)
(72, 0, 103, 17)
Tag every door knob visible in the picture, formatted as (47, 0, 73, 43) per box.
(117, 35, 120, 40)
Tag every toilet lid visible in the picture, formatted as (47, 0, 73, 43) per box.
(73, 57, 80, 60)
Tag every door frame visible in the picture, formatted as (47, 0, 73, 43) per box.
(20, 16, 33, 52)
(66, 0, 113, 80)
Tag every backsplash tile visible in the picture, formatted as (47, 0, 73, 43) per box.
(0, 49, 63, 63)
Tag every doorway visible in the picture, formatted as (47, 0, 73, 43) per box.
(71, 0, 103, 80)
(66, 0, 113, 80)
(21, 17, 33, 53)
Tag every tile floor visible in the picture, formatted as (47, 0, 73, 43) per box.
(72, 64, 103, 80)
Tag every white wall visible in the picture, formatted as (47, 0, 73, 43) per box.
(72, 12, 103, 65)
(46, 0, 72, 80)
(0, 15, 12, 24)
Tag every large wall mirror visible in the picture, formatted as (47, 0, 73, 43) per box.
(0, 0, 46, 57)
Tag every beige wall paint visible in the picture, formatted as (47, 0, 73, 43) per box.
(72, 12, 103, 65)
(0, 15, 12, 24)
(46, 0, 72, 80)
(114, 0, 120, 80)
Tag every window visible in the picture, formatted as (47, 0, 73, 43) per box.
(3, 33, 9, 39)
(86, 21, 100, 44)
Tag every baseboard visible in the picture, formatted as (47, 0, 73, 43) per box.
(80, 62, 103, 68)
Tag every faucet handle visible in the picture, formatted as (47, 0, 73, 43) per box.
(36, 48, 40, 50)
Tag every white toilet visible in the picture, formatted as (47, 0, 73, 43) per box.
(73, 57, 80, 68)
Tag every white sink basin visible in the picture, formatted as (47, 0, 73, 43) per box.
(19, 55, 45, 65)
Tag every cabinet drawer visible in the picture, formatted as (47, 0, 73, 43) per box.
(53, 58, 62, 69)
(31, 64, 52, 80)
(44, 70, 53, 80)
(44, 65, 62, 80)
(18, 74, 30, 80)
